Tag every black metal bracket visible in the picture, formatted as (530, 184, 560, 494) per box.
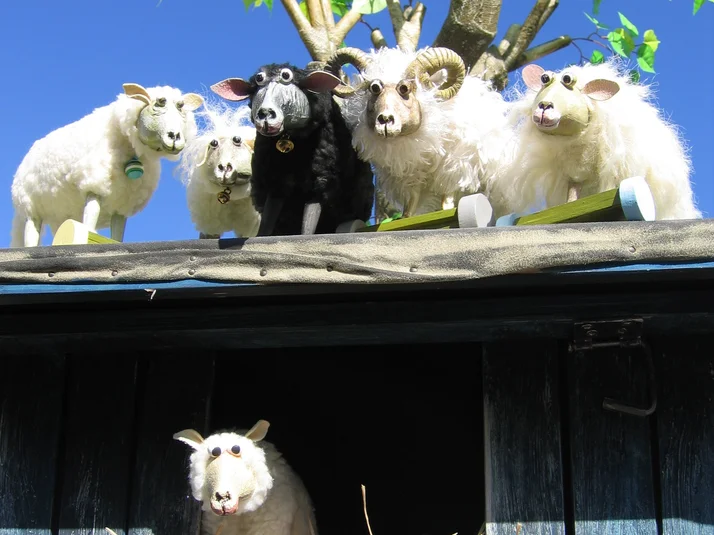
(569, 318, 657, 417)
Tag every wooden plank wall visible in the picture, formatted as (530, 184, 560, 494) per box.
(0, 351, 214, 535)
(2, 336, 714, 535)
(483, 335, 714, 535)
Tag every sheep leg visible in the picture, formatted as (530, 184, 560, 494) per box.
(301, 202, 322, 235)
(257, 195, 284, 236)
(567, 182, 582, 203)
(83, 193, 101, 231)
(24, 218, 42, 247)
(199, 232, 220, 239)
(404, 190, 421, 218)
(110, 213, 126, 242)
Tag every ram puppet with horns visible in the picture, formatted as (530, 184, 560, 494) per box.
(327, 45, 512, 220)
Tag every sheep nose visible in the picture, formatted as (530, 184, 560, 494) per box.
(217, 163, 233, 173)
(377, 113, 394, 125)
(167, 131, 182, 140)
(215, 491, 231, 501)
(257, 107, 277, 120)
(538, 101, 553, 110)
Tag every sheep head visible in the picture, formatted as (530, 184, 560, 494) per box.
(197, 128, 255, 188)
(174, 420, 274, 517)
(521, 64, 620, 136)
(327, 47, 466, 138)
(123, 83, 204, 155)
(209, 64, 343, 138)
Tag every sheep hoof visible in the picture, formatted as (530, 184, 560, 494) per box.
(618, 176, 656, 221)
(457, 193, 495, 228)
(257, 196, 285, 236)
(336, 219, 366, 233)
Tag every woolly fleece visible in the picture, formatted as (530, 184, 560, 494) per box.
(176, 101, 261, 238)
(502, 59, 701, 220)
(10, 85, 199, 246)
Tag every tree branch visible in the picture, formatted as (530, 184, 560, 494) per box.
(333, 6, 363, 47)
(320, 0, 335, 31)
(306, 0, 325, 27)
(280, 0, 328, 59)
(496, 23, 520, 55)
(385, 0, 425, 52)
(433, 0, 502, 71)
(509, 35, 572, 71)
(503, 0, 559, 70)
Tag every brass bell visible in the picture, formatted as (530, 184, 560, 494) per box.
(276, 139, 294, 153)
(217, 188, 231, 204)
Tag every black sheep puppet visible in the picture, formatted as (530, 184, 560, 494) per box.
(210, 63, 374, 236)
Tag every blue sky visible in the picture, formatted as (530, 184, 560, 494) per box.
(0, 0, 711, 246)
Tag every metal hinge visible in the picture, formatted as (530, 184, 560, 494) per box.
(569, 318, 644, 352)
(569, 317, 657, 417)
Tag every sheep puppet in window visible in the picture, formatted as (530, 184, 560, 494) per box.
(502, 60, 701, 220)
(10, 83, 204, 247)
(173, 420, 317, 535)
(210, 64, 374, 236)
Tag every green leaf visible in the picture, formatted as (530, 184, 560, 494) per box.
(629, 69, 640, 84)
(593, 0, 602, 15)
(331, 0, 349, 16)
(636, 43, 656, 73)
(264, 0, 273, 9)
(242, 0, 254, 10)
(583, 12, 609, 30)
(351, 0, 388, 15)
(299, 0, 310, 20)
(643, 29, 660, 52)
(618, 12, 639, 37)
(694, 0, 706, 14)
(590, 50, 605, 64)
(254, 0, 262, 6)
(607, 29, 634, 58)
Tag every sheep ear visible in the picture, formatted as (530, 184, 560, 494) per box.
(173, 429, 206, 450)
(211, 78, 253, 102)
(123, 83, 152, 106)
(196, 145, 211, 168)
(300, 71, 343, 94)
(182, 93, 205, 112)
(245, 419, 270, 442)
(582, 79, 620, 101)
(522, 64, 545, 91)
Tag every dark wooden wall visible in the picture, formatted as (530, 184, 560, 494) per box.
(1, 336, 713, 535)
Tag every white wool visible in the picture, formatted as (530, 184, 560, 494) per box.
(183, 429, 316, 535)
(176, 100, 261, 238)
(503, 58, 701, 220)
(340, 46, 513, 215)
(10, 85, 199, 245)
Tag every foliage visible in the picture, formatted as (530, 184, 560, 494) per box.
(581, 0, 710, 82)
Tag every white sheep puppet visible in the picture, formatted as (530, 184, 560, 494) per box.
(10, 83, 204, 247)
(174, 420, 317, 535)
(328, 46, 513, 219)
(176, 100, 261, 239)
(501, 59, 701, 220)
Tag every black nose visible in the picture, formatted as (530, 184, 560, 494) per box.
(215, 491, 231, 501)
(218, 163, 233, 173)
(538, 101, 553, 110)
(167, 131, 181, 140)
(377, 113, 394, 125)
(257, 107, 277, 120)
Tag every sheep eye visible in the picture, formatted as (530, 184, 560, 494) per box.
(255, 72, 266, 85)
(397, 82, 411, 96)
(369, 80, 383, 95)
(176, 101, 184, 110)
(210, 139, 219, 148)
(280, 68, 293, 82)
(232, 136, 242, 146)
(231, 445, 241, 455)
(561, 73, 576, 87)
(155, 97, 167, 107)
(540, 73, 551, 85)
(210, 446, 222, 457)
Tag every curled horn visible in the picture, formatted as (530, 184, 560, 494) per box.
(325, 47, 371, 98)
(404, 47, 466, 101)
